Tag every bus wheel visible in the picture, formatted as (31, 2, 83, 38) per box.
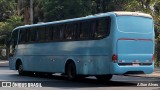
(18, 62, 25, 76)
(96, 75, 113, 81)
(66, 62, 77, 80)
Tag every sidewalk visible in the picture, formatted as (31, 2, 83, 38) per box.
(126, 67, 160, 78)
(0, 60, 9, 67)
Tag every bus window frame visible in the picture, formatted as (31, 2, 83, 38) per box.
(17, 16, 111, 44)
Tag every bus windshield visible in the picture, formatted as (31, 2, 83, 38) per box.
(117, 16, 153, 34)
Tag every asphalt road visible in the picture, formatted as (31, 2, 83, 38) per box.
(0, 67, 159, 90)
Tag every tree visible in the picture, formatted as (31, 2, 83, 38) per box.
(39, 0, 132, 22)
(39, 0, 92, 22)
(0, 15, 23, 44)
(0, 0, 16, 21)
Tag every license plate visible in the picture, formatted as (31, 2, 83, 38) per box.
(132, 63, 140, 66)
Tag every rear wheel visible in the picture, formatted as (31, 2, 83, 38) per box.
(66, 62, 77, 80)
(96, 75, 113, 81)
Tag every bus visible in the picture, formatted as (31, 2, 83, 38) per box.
(8, 11, 155, 81)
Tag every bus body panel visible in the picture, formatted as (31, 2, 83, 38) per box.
(13, 36, 112, 75)
(117, 40, 153, 63)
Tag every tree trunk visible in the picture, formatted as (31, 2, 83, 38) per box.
(30, 0, 33, 24)
(24, 6, 29, 24)
(17, 0, 21, 16)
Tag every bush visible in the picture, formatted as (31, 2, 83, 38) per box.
(155, 61, 160, 67)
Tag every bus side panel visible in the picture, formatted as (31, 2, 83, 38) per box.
(17, 37, 112, 75)
(76, 56, 111, 75)
(20, 55, 66, 73)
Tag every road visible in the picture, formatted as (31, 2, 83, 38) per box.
(0, 67, 159, 90)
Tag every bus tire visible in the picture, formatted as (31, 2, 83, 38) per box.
(96, 74, 113, 81)
(66, 62, 77, 80)
(17, 62, 25, 76)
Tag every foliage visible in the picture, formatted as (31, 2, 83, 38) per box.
(39, 0, 132, 21)
(155, 60, 160, 67)
(0, 15, 23, 45)
(39, 0, 92, 22)
(0, 0, 16, 21)
(6, 15, 24, 28)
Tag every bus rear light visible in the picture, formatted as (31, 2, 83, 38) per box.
(112, 54, 118, 62)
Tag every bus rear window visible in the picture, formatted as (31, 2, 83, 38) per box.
(117, 16, 153, 34)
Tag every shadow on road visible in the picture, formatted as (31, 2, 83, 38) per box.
(17, 74, 137, 88)
(1, 67, 159, 88)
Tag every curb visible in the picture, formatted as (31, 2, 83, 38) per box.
(126, 75, 160, 79)
(125, 73, 160, 78)
(0, 61, 9, 67)
(126, 67, 160, 78)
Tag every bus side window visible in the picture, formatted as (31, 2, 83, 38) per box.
(48, 25, 54, 41)
(25, 28, 30, 42)
(90, 20, 97, 38)
(46, 26, 51, 41)
(74, 23, 79, 39)
(53, 25, 60, 41)
(30, 28, 37, 42)
(60, 24, 65, 40)
(37, 27, 46, 42)
(19, 29, 26, 43)
(80, 20, 92, 39)
(64, 23, 76, 40)
(9, 30, 18, 56)
(20, 28, 30, 43)
(72, 23, 78, 40)
(76, 22, 81, 39)
(106, 17, 111, 36)
(96, 17, 111, 38)
(52, 26, 56, 40)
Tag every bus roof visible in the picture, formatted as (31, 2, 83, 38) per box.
(13, 11, 152, 31)
(114, 11, 152, 18)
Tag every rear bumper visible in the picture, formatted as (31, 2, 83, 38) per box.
(110, 62, 154, 74)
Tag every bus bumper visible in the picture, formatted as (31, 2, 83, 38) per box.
(110, 63, 154, 74)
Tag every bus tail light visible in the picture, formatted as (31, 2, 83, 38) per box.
(112, 54, 118, 62)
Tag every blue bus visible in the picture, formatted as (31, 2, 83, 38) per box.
(9, 12, 155, 81)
